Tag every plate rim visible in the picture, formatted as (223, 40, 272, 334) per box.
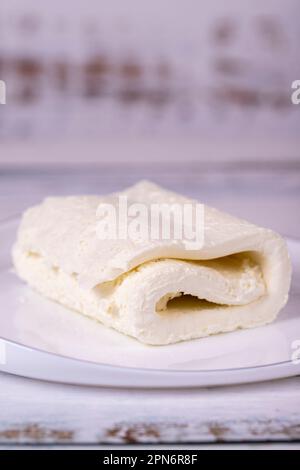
(1, 215, 299, 386)
(0, 335, 297, 374)
(1, 337, 300, 388)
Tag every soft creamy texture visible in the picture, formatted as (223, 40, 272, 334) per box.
(13, 181, 291, 345)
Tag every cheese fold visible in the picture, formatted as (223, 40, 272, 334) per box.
(13, 181, 291, 345)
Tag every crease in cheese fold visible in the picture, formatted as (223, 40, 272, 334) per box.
(13, 181, 291, 345)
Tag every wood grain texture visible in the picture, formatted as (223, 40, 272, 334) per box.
(0, 373, 299, 444)
(0, 1, 299, 140)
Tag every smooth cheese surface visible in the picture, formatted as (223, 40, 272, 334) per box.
(13, 181, 292, 345)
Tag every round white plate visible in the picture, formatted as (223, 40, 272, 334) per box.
(0, 217, 299, 388)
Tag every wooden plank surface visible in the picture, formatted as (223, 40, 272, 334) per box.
(0, 373, 299, 444)
(0, 1, 299, 142)
(0, 164, 299, 237)
(1, 139, 300, 166)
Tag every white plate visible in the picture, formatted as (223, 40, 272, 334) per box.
(0, 217, 299, 388)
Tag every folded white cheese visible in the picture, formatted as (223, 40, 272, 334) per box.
(13, 181, 291, 345)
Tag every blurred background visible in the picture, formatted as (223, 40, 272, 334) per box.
(0, 0, 299, 235)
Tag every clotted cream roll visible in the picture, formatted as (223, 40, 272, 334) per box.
(13, 181, 291, 345)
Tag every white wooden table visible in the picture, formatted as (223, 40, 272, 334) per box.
(0, 152, 299, 448)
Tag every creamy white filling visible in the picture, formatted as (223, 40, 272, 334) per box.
(14, 247, 267, 345)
